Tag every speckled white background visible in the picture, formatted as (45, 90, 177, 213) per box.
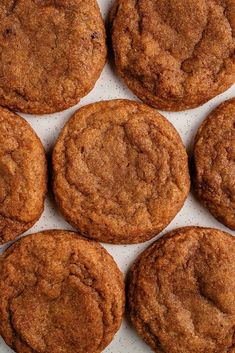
(0, 1, 234, 352)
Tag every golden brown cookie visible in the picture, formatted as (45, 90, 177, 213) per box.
(194, 98, 235, 230)
(110, 0, 235, 111)
(128, 226, 235, 353)
(0, 230, 125, 353)
(0, 0, 106, 114)
(0, 107, 47, 245)
(52, 100, 190, 244)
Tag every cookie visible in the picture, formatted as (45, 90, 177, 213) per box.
(0, 0, 106, 114)
(193, 98, 235, 230)
(110, 0, 235, 111)
(128, 226, 235, 353)
(0, 107, 47, 245)
(0, 230, 125, 353)
(52, 100, 190, 244)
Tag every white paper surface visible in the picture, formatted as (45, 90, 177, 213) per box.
(0, 1, 234, 352)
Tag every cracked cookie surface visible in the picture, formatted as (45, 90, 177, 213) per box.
(194, 98, 235, 230)
(0, 0, 106, 114)
(0, 230, 125, 353)
(0, 107, 47, 245)
(110, 0, 235, 111)
(128, 226, 235, 353)
(52, 100, 190, 244)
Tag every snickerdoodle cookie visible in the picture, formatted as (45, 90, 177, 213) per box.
(194, 98, 235, 230)
(128, 226, 235, 353)
(0, 107, 47, 244)
(110, 0, 235, 111)
(0, 0, 106, 114)
(0, 230, 125, 353)
(52, 100, 190, 244)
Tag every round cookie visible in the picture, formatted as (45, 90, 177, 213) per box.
(110, 0, 235, 111)
(0, 230, 125, 353)
(0, 107, 47, 245)
(128, 226, 235, 353)
(194, 98, 235, 230)
(52, 100, 190, 244)
(0, 0, 106, 114)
